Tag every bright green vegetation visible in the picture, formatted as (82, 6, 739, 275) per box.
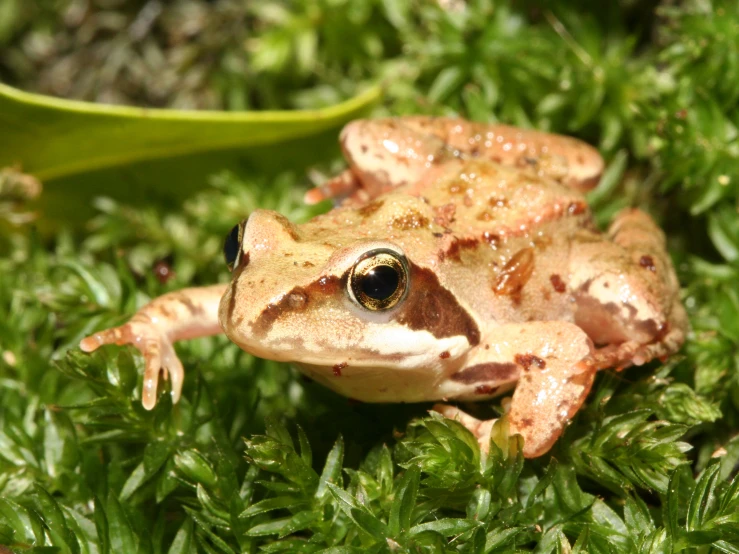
(2, 0, 739, 552)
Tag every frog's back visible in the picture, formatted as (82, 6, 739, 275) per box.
(410, 158, 591, 238)
(404, 159, 592, 325)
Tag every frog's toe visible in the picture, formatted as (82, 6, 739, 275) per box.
(141, 337, 164, 410)
(139, 333, 185, 410)
(432, 404, 495, 453)
(161, 340, 185, 405)
(80, 324, 133, 352)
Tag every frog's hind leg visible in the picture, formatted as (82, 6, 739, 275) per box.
(570, 208, 688, 370)
(398, 117, 605, 191)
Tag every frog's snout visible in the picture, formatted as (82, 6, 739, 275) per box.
(240, 210, 300, 256)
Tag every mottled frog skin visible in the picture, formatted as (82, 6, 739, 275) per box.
(81, 117, 687, 457)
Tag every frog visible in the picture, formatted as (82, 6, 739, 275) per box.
(80, 116, 688, 458)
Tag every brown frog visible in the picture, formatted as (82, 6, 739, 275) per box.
(81, 116, 687, 458)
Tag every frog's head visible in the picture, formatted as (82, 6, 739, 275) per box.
(219, 208, 480, 400)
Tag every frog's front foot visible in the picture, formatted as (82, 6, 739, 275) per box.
(81, 319, 184, 410)
(436, 322, 596, 458)
(80, 285, 226, 410)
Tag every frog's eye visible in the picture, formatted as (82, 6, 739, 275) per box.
(348, 249, 409, 311)
(224, 221, 245, 271)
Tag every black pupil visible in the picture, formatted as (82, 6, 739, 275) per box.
(360, 264, 399, 300)
(223, 224, 240, 268)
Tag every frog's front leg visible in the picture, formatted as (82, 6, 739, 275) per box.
(436, 321, 596, 458)
(80, 284, 227, 409)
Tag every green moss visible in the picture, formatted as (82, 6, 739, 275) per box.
(2, 0, 739, 552)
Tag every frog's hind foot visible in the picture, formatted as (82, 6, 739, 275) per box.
(432, 404, 496, 453)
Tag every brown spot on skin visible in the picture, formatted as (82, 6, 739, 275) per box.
(567, 201, 587, 215)
(333, 362, 347, 377)
(550, 274, 566, 293)
(534, 235, 552, 249)
(361, 144, 368, 153)
(391, 210, 430, 230)
(358, 200, 384, 217)
(432, 232, 444, 238)
(515, 353, 546, 371)
(308, 275, 342, 296)
(475, 384, 498, 395)
(273, 214, 300, 241)
(639, 255, 656, 272)
(441, 236, 479, 262)
(172, 292, 205, 317)
(482, 231, 500, 246)
(451, 362, 518, 384)
(520, 417, 534, 428)
(395, 263, 480, 346)
(580, 278, 592, 294)
(439, 351, 451, 359)
(488, 196, 508, 208)
(493, 247, 535, 303)
(448, 181, 465, 195)
(433, 203, 456, 227)
(302, 261, 315, 268)
(476, 210, 493, 222)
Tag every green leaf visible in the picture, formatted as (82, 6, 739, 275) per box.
(174, 449, 218, 488)
(168, 518, 196, 554)
(105, 493, 137, 554)
(687, 459, 721, 532)
(93, 497, 109, 554)
(0, 83, 380, 228)
(315, 436, 344, 501)
(119, 462, 147, 502)
(388, 464, 419, 535)
(408, 518, 477, 537)
(240, 496, 306, 519)
(714, 540, 739, 554)
(327, 483, 388, 541)
(428, 66, 466, 103)
(30, 484, 78, 554)
(0, 83, 380, 181)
